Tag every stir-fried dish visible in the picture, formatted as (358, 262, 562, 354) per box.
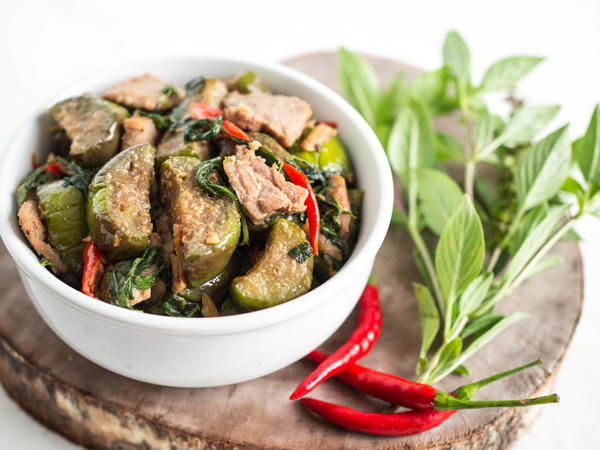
(15, 71, 362, 316)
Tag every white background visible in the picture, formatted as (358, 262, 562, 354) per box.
(0, 1, 598, 448)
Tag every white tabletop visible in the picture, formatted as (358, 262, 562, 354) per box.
(0, 1, 598, 448)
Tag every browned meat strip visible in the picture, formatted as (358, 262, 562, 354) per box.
(223, 92, 312, 147)
(223, 148, 308, 225)
(327, 175, 352, 241)
(104, 74, 184, 111)
(302, 222, 343, 261)
(129, 266, 163, 306)
(121, 115, 158, 150)
(18, 200, 68, 273)
(301, 123, 338, 151)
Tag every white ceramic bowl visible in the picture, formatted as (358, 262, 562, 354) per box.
(0, 57, 393, 387)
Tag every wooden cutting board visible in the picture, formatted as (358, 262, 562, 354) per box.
(0, 53, 583, 450)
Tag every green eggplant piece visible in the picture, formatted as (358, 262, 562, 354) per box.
(230, 219, 313, 310)
(233, 71, 271, 94)
(160, 156, 240, 287)
(37, 181, 87, 274)
(49, 95, 129, 167)
(177, 253, 244, 303)
(87, 144, 155, 261)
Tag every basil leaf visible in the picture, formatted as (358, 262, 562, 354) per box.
(388, 100, 436, 181)
(515, 125, 571, 211)
(138, 110, 172, 130)
(503, 204, 569, 284)
(377, 74, 405, 124)
(338, 48, 381, 128)
(61, 168, 95, 197)
(416, 168, 464, 235)
(443, 31, 471, 83)
(458, 273, 492, 318)
(287, 242, 313, 263)
(409, 67, 456, 115)
(185, 76, 205, 95)
(561, 176, 586, 196)
(413, 283, 440, 360)
(573, 104, 600, 186)
(453, 365, 470, 376)
(480, 56, 544, 92)
(430, 337, 463, 380)
(411, 98, 437, 167)
(195, 157, 249, 246)
(435, 196, 485, 303)
(510, 204, 549, 255)
(107, 246, 160, 309)
(433, 312, 527, 381)
(503, 104, 560, 147)
(16, 165, 58, 207)
(184, 116, 223, 142)
(163, 291, 201, 317)
(460, 314, 503, 340)
(435, 133, 464, 162)
(387, 108, 415, 180)
(195, 157, 238, 202)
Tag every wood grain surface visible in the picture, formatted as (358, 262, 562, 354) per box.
(0, 52, 583, 450)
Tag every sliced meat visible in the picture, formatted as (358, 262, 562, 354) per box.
(223, 148, 308, 225)
(319, 235, 343, 261)
(129, 266, 162, 306)
(301, 123, 338, 151)
(201, 294, 219, 317)
(103, 74, 184, 111)
(302, 222, 343, 261)
(121, 115, 158, 150)
(223, 92, 312, 147)
(327, 175, 352, 241)
(18, 199, 68, 273)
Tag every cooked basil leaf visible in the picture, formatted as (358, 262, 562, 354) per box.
(138, 110, 172, 130)
(16, 165, 59, 207)
(195, 157, 249, 246)
(287, 242, 313, 263)
(185, 116, 223, 142)
(163, 292, 201, 317)
(107, 246, 160, 309)
(185, 76, 205, 95)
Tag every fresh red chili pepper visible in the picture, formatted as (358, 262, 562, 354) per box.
(282, 163, 320, 255)
(301, 397, 454, 436)
(190, 102, 224, 120)
(307, 350, 437, 410)
(322, 120, 338, 129)
(222, 119, 250, 141)
(305, 352, 548, 411)
(300, 359, 558, 436)
(82, 241, 104, 299)
(290, 283, 381, 399)
(45, 163, 64, 176)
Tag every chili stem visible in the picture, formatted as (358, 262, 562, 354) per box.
(452, 359, 542, 399)
(434, 392, 559, 410)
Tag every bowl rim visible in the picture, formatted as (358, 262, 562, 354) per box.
(0, 56, 393, 336)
